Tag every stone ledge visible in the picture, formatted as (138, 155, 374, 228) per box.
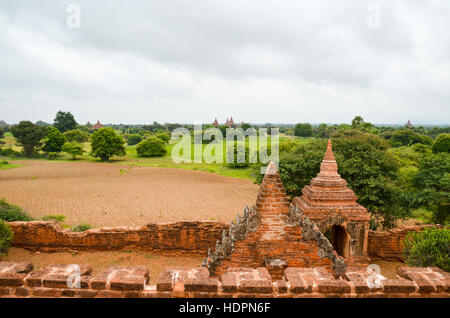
(0, 262, 448, 298)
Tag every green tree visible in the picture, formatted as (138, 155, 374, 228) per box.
(136, 137, 167, 157)
(62, 141, 84, 159)
(351, 116, 364, 129)
(10, 121, 47, 156)
(432, 133, 450, 154)
(91, 128, 126, 161)
(294, 123, 313, 137)
(53, 111, 77, 133)
(414, 153, 450, 224)
(43, 127, 66, 153)
(390, 129, 432, 147)
(63, 129, 89, 143)
(126, 134, 143, 146)
(241, 123, 252, 130)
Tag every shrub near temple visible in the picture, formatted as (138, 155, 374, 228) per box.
(136, 137, 167, 157)
(0, 199, 33, 222)
(0, 220, 13, 254)
(91, 127, 126, 161)
(404, 227, 450, 272)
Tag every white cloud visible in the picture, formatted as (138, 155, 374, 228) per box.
(0, 0, 449, 125)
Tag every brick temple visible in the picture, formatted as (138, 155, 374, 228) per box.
(205, 161, 347, 279)
(205, 139, 371, 278)
(290, 139, 370, 266)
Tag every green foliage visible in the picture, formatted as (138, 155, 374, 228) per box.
(136, 137, 167, 157)
(0, 128, 4, 140)
(42, 214, 66, 223)
(53, 111, 77, 133)
(154, 131, 170, 143)
(127, 134, 143, 146)
(0, 220, 13, 254)
(0, 199, 33, 222)
(91, 128, 126, 161)
(63, 129, 89, 143)
(227, 142, 251, 168)
(432, 133, 450, 154)
(10, 121, 47, 156)
(71, 223, 92, 232)
(294, 123, 313, 137)
(47, 152, 58, 160)
(414, 153, 450, 224)
(62, 141, 84, 159)
(390, 129, 432, 147)
(43, 127, 65, 153)
(404, 227, 450, 272)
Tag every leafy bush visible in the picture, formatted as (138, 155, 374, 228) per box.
(62, 141, 84, 159)
(91, 128, 126, 161)
(154, 131, 170, 143)
(126, 134, 142, 146)
(0, 220, 13, 254)
(404, 227, 450, 272)
(0, 199, 33, 221)
(47, 152, 58, 160)
(136, 137, 167, 157)
(71, 223, 92, 232)
(63, 129, 89, 143)
(42, 214, 66, 223)
(0, 148, 21, 157)
(432, 133, 450, 154)
(42, 127, 65, 153)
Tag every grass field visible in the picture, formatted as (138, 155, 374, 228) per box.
(1, 132, 311, 180)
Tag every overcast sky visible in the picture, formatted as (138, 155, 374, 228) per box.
(0, 0, 449, 125)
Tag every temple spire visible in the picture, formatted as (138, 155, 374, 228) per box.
(323, 139, 335, 161)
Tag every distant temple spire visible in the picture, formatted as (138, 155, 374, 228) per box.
(405, 119, 413, 128)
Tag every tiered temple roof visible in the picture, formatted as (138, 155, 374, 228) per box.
(291, 140, 369, 221)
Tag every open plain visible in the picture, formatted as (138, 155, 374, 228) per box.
(0, 160, 259, 227)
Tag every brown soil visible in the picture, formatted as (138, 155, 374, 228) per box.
(370, 258, 405, 279)
(0, 161, 259, 227)
(0, 248, 202, 284)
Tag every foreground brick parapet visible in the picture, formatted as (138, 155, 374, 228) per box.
(0, 262, 448, 298)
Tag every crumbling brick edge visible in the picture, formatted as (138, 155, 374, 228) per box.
(0, 262, 448, 298)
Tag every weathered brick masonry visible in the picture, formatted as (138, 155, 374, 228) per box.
(9, 220, 434, 260)
(291, 140, 370, 267)
(206, 162, 346, 279)
(0, 262, 448, 298)
(9, 221, 228, 255)
(367, 225, 442, 260)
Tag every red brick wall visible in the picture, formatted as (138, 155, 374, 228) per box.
(367, 225, 441, 259)
(9, 221, 228, 255)
(0, 262, 448, 298)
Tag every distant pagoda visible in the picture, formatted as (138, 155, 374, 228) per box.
(91, 120, 104, 130)
(405, 119, 413, 128)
